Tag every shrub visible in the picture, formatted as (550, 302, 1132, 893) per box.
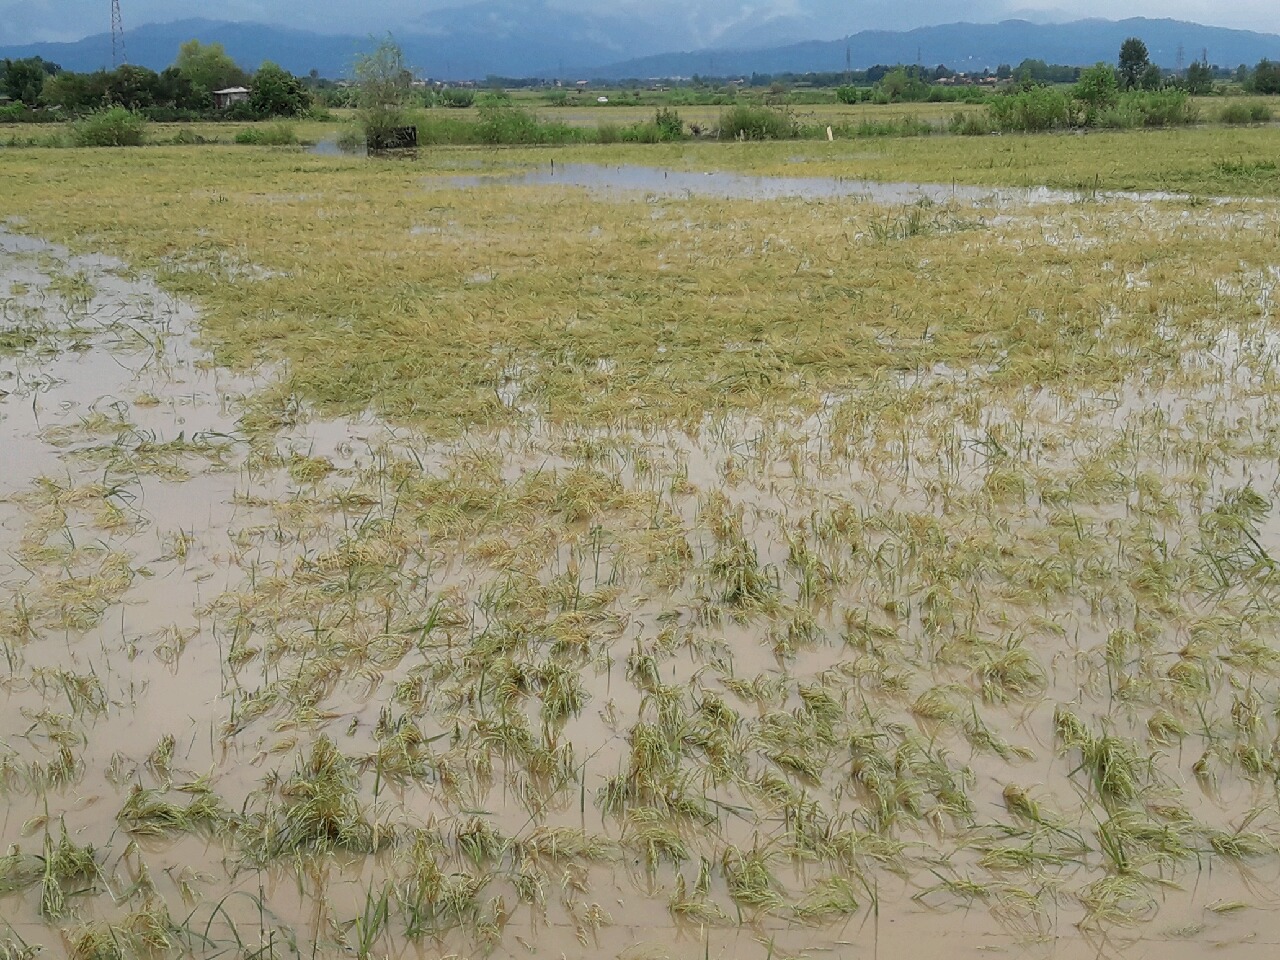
(475, 101, 544, 143)
(717, 104, 798, 140)
(1095, 101, 1141, 129)
(1090, 102, 1141, 128)
(654, 107, 684, 140)
(170, 128, 213, 145)
(415, 113, 478, 145)
(71, 107, 147, 146)
(234, 122, 298, 146)
(438, 87, 476, 108)
(835, 85, 860, 104)
(849, 115, 932, 137)
(1094, 90, 1197, 128)
(1126, 90, 1198, 127)
(1219, 101, 1273, 124)
(987, 87, 1071, 132)
(224, 101, 258, 121)
(355, 38, 413, 147)
(949, 111, 994, 135)
(621, 121, 663, 143)
(1074, 63, 1119, 125)
(6, 130, 66, 147)
(139, 107, 206, 122)
(596, 121, 621, 144)
(0, 104, 60, 123)
(336, 127, 366, 152)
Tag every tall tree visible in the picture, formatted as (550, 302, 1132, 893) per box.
(2, 57, 51, 105)
(104, 64, 159, 110)
(1254, 59, 1280, 94)
(353, 36, 413, 144)
(41, 71, 95, 110)
(1074, 62, 1118, 124)
(174, 40, 247, 94)
(249, 62, 311, 117)
(1185, 60, 1213, 95)
(154, 67, 207, 111)
(1118, 37, 1151, 90)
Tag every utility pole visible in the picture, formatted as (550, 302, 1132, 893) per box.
(1176, 43, 1185, 75)
(111, 0, 127, 66)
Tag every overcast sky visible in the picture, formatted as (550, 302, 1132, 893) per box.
(3, 0, 1277, 45)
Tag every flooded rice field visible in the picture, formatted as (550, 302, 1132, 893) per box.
(6, 177, 1280, 960)
(438, 162, 1198, 206)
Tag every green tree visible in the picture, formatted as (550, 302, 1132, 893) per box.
(1140, 64, 1163, 90)
(1253, 59, 1280, 94)
(353, 36, 413, 145)
(438, 86, 476, 108)
(249, 62, 311, 116)
(1014, 58, 1050, 84)
(104, 64, 160, 110)
(174, 40, 247, 94)
(41, 71, 96, 110)
(155, 66, 206, 111)
(1185, 60, 1213, 95)
(1074, 62, 1118, 124)
(873, 66, 929, 103)
(1118, 37, 1150, 90)
(2, 57, 52, 105)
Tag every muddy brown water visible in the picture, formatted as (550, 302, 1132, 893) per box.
(6, 214, 1280, 959)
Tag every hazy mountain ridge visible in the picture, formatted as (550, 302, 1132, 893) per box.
(1, 14, 1277, 82)
(0, 8, 675, 80)
(577, 17, 1280, 78)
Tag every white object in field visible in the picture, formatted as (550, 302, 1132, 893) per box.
(827, 125, 834, 141)
(598, 96, 609, 103)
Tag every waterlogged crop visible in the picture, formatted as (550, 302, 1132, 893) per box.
(3, 129, 1280, 958)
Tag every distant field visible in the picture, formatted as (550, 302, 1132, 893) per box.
(523, 99, 985, 128)
(3, 93, 1275, 149)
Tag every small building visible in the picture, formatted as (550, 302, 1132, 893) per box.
(212, 87, 251, 110)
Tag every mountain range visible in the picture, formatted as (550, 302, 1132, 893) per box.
(581, 17, 1280, 80)
(1, 14, 1277, 82)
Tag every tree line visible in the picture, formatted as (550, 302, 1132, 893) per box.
(1, 40, 312, 120)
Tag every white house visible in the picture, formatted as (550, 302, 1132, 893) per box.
(212, 87, 251, 110)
